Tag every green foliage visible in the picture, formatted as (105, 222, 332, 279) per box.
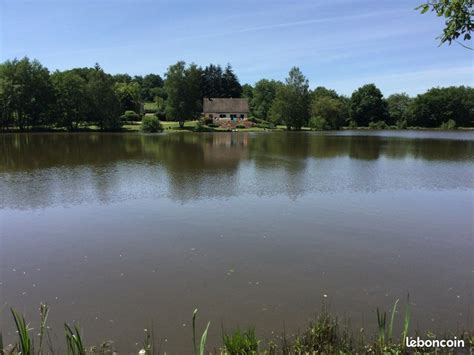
(375, 297, 411, 352)
(0, 57, 54, 131)
(440, 119, 457, 129)
(417, 0, 473, 48)
(312, 86, 340, 100)
(51, 70, 89, 130)
(192, 309, 210, 355)
(311, 94, 348, 129)
(3, 302, 471, 354)
(241, 84, 254, 100)
(269, 67, 310, 130)
(290, 310, 353, 354)
(386, 93, 414, 127)
(201, 64, 242, 98)
(309, 115, 329, 130)
(1, 56, 473, 132)
(251, 79, 281, 121)
(114, 81, 141, 113)
(368, 120, 389, 129)
(11, 309, 32, 355)
(350, 84, 389, 127)
(121, 110, 141, 122)
(141, 74, 164, 101)
(65, 323, 86, 355)
(71, 64, 122, 131)
(141, 115, 163, 133)
(164, 61, 202, 128)
(411, 86, 473, 127)
(222, 328, 259, 354)
(141, 326, 156, 355)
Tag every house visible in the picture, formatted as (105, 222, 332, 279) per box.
(203, 98, 249, 122)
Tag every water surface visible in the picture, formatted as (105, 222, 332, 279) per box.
(1, 131, 473, 353)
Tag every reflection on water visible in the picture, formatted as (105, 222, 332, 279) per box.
(1, 132, 473, 208)
(0, 131, 473, 353)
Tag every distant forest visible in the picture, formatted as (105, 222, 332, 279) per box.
(0, 57, 473, 131)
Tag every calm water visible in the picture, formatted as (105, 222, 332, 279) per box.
(1, 131, 473, 353)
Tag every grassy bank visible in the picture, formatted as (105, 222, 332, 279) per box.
(1, 300, 472, 354)
(2, 120, 472, 134)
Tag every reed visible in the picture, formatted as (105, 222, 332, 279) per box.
(1, 300, 471, 355)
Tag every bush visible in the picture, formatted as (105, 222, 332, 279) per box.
(309, 116, 330, 130)
(121, 110, 141, 122)
(223, 328, 259, 354)
(396, 119, 408, 129)
(103, 116, 123, 131)
(347, 120, 358, 128)
(208, 123, 219, 128)
(194, 120, 214, 132)
(440, 119, 457, 129)
(368, 121, 388, 129)
(141, 115, 163, 132)
(236, 124, 245, 129)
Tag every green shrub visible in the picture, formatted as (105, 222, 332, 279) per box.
(236, 124, 245, 129)
(309, 115, 330, 130)
(121, 110, 141, 122)
(396, 119, 408, 129)
(222, 328, 259, 354)
(440, 119, 456, 129)
(103, 116, 123, 131)
(141, 115, 163, 133)
(368, 121, 388, 129)
(256, 122, 275, 129)
(347, 120, 358, 128)
(193, 120, 214, 132)
(208, 123, 219, 128)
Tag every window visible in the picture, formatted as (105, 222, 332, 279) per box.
(220, 114, 226, 118)
(230, 114, 237, 119)
(240, 114, 245, 119)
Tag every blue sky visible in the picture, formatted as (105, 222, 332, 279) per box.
(1, 0, 472, 96)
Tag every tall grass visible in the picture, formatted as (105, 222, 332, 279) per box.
(1, 299, 471, 355)
(222, 328, 259, 354)
(192, 309, 210, 355)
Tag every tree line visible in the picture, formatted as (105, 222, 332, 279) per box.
(0, 57, 472, 131)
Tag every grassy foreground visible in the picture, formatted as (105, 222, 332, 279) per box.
(1, 300, 472, 354)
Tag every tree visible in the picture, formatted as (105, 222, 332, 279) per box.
(113, 73, 133, 83)
(141, 74, 164, 101)
(221, 64, 242, 98)
(350, 84, 389, 126)
(200, 63, 242, 98)
(386, 93, 414, 127)
(310, 95, 347, 130)
(241, 84, 254, 100)
(0, 58, 55, 130)
(51, 70, 89, 130)
(411, 86, 474, 127)
(73, 64, 122, 130)
(164, 61, 202, 128)
(417, 0, 473, 49)
(312, 86, 340, 100)
(269, 67, 310, 130)
(201, 64, 223, 98)
(252, 79, 281, 121)
(0, 61, 18, 130)
(115, 81, 141, 113)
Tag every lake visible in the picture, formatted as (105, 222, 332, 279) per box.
(0, 131, 473, 353)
